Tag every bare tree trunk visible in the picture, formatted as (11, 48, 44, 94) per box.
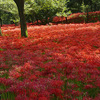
(13, 0, 28, 37)
(86, 8, 89, 23)
(0, 18, 2, 27)
(0, 27, 2, 36)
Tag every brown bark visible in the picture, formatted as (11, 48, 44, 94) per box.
(14, 0, 28, 37)
(0, 27, 2, 36)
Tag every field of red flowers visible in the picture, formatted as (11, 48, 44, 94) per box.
(53, 11, 100, 24)
(0, 21, 100, 100)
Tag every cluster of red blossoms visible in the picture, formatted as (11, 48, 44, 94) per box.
(0, 21, 100, 99)
(53, 11, 100, 23)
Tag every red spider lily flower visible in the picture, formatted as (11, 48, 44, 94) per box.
(29, 75, 37, 80)
(38, 96, 48, 100)
(50, 88, 63, 99)
(84, 84, 94, 89)
(29, 92, 38, 99)
(50, 80, 64, 88)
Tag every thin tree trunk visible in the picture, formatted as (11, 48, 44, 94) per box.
(94, 4, 97, 11)
(14, 0, 28, 37)
(66, 17, 67, 22)
(0, 18, 2, 27)
(0, 27, 2, 36)
(86, 9, 89, 23)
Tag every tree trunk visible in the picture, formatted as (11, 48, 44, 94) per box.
(94, 4, 97, 11)
(0, 27, 2, 36)
(65, 17, 67, 22)
(86, 8, 89, 23)
(0, 18, 2, 27)
(13, 0, 28, 37)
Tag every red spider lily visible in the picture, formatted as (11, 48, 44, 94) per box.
(0, 15, 100, 99)
(38, 96, 48, 100)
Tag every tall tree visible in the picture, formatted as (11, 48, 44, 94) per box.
(0, 18, 2, 36)
(0, 27, 2, 36)
(13, 0, 28, 37)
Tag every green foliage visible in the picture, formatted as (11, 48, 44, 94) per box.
(81, 3, 90, 13)
(1, 0, 100, 24)
(0, 84, 15, 100)
(0, 0, 19, 24)
(25, 0, 70, 24)
(68, 0, 100, 13)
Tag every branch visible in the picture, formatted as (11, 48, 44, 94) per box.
(0, 8, 13, 14)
